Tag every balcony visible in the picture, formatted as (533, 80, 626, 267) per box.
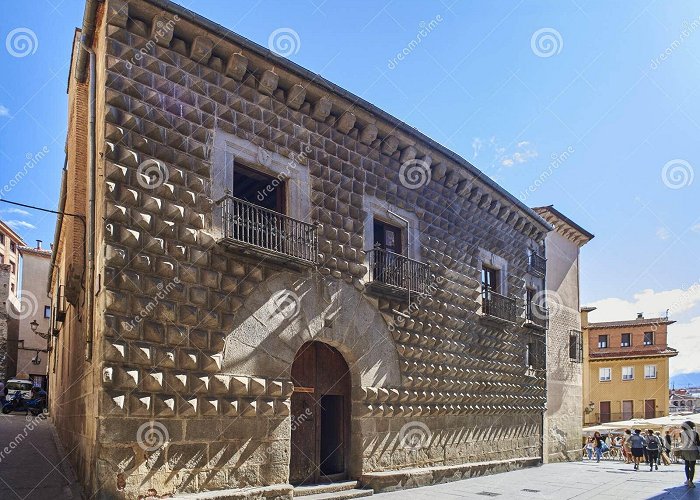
(528, 252, 547, 277)
(524, 302, 548, 330)
(217, 195, 318, 267)
(590, 411, 665, 425)
(481, 290, 517, 323)
(365, 247, 431, 299)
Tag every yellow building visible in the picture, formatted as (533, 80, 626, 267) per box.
(582, 310, 677, 425)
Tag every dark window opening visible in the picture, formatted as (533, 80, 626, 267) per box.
(621, 333, 631, 347)
(233, 163, 285, 213)
(481, 266, 500, 296)
(373, 219, 403, 255)
(44, 305, 51, 319)
(569, 330, 583, 363)
(644, 331, 654, 346)
(598, 335, 608, 349)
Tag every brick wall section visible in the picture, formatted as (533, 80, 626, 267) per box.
(49, 31, 100, 494)
(56, 0, 550, 496)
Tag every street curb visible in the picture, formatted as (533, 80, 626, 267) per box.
(48, 417, 85, 499)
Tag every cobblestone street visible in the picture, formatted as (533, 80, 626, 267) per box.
(0, 414, 80, 500)
(376, 460, 699, 499)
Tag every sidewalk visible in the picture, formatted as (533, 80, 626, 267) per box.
(375, 459, 700, 499)
(0, 413, 81, 499)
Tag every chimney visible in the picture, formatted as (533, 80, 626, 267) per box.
(36, 239, 42, 250)
(637, 312, 644, 320)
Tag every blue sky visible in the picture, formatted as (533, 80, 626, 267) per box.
(1, 1, 699, 377)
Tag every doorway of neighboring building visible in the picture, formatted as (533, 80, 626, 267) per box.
(645, 399, 656, 419)
(600, 401, 611, 423)
(622, 400, 634, 420)
(289, 342, 351, 485)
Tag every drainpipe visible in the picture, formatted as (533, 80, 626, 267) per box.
(82, 38, 96, 362)
(75, 0, 99, 84)
(48, 157, 68, 295)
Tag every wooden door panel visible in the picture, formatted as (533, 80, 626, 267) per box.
(290, 342, 350, 485)
(289, 391, 317, 484)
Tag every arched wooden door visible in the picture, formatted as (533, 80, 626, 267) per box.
(289, 342, 351, 485)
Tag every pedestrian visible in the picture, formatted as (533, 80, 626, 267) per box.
(665, 430, 673, 453)
(585, 437, 594, 460)
(623, 429, 632, 464)
(593, 431, 604, 463)
(655, 432, 664, 466)
(629, 429, 646, 470)
(645, 429, 660, 471)
(678, 421, 700, 488)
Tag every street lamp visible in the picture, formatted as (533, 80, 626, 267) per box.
(30, 319, 51, 340)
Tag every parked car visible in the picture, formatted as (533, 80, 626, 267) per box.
(5, 379, 34, 399)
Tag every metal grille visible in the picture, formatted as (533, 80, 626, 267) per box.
(482, 290, 516, 322)
(217, 195, 317, 264)
(366, 247, 431, 295)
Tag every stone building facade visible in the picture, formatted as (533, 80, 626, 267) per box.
(533, 206, 593, 463)
(50, 0, 555, 497)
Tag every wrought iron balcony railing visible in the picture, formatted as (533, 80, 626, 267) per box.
(528, 252, 547, 277)
(481, 290, 517, 323)
(366, 247, 431, 298)
(590, 411, 665, 424)
(217, 195, 317, 266)
(525, 302, 548, 330)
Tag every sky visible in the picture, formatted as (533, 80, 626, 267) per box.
(0, 1, 698, 379)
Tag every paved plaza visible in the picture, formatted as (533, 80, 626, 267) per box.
(0, 414, 80, 500)
(376, 459, 699, 500)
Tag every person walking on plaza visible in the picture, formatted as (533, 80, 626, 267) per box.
(645, 429, 661, 471)
(593, 431, 605, 463)
(585, 438, 594, 460)
(678, 421, 700, 488)
(623, 429, 633, 464)
(629, 429, 647, 470)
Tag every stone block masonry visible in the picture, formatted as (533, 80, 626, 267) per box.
(50, 0, 553, 497)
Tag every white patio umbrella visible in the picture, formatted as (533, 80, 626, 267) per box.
(647, 412, 700, 427)
(584, 417, 663, 432)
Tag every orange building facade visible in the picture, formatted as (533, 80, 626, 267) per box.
(582, 311, 677, 425)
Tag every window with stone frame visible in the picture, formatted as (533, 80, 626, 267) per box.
(621, 333, 631, 347)
(599, 367, 612, 381)
(622, 366, 634, 380)
(644, 364, 657, 379)
(598, 335, 608, 349)
(643, 331, 654, 346)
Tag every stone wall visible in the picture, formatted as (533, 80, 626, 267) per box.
(67, 0, 550, 496)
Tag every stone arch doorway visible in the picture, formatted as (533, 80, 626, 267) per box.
(289, 341, 351, 485)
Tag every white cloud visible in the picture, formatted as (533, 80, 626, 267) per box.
(656, 227, 671, 240)
(587, 284, 700, 376)
(6, 220, 35, 230)
(0, 105, 9, 117)
(499, 141, 538, 167)
(471, 137, 482, 159)
(667, 316, 700, 376)
(0, 208, 30, 217)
